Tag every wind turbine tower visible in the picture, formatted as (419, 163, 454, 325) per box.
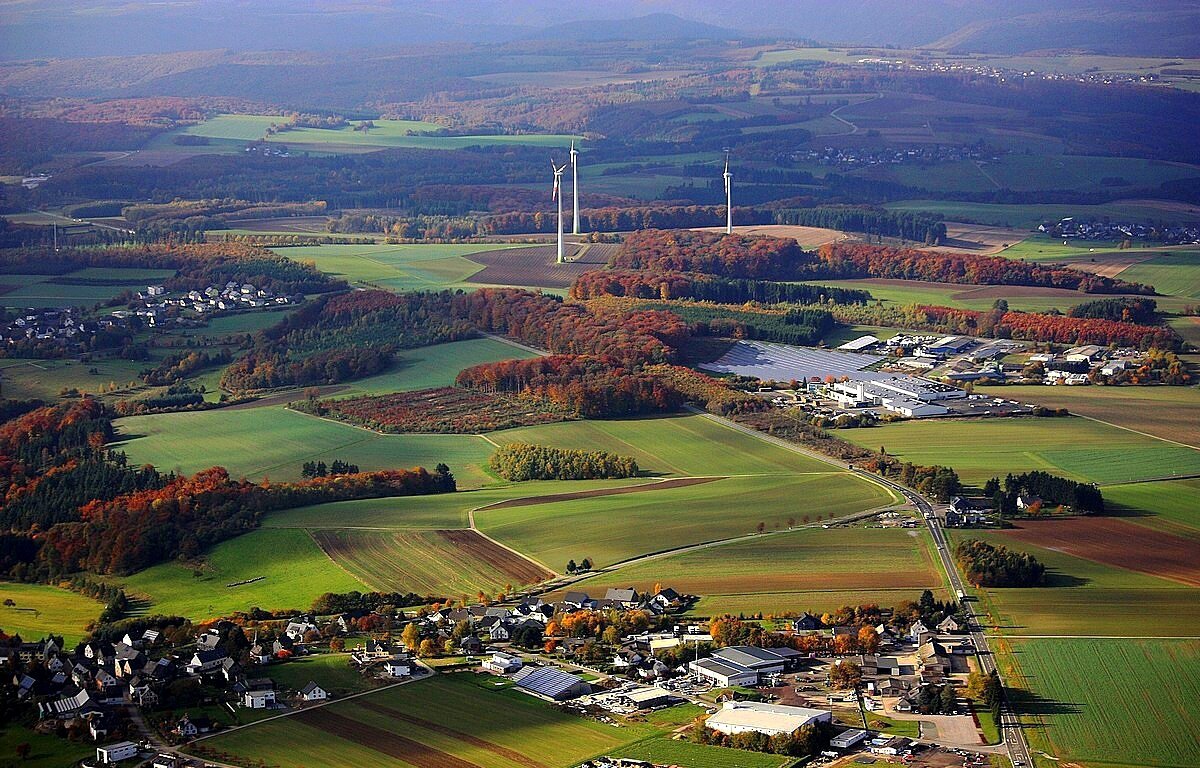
(552, 159, 568, 264)
(723, 152, 733, 235)
(570, 140, 581, 235)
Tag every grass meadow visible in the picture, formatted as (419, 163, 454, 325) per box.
(1103, 479, 1200, 536)
(112, 405, 496, 486)
(0, 581, 102, 644)
(266, 652, 380, 697)
(562, 526, 948, 617)
(334, 337, 535, 396)
(116, 528, 367, 620)
(270, 242, 511, 291)
(978, 384, 1200, 450)
(840, 416, 1200, 487)
(1001, 638, 1200, 768)
(884, 199, 1200, 228)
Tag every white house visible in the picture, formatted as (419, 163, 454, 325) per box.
(96, 741, 140, 764)
(243, 688, 276, 709)
(384, 655, 412, 678)
(482, 651, 523, 674)
(300, 681, 328, 702)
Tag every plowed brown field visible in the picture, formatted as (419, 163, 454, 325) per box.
(294, 708, 481, 768)
(1002, 517, 1200, 587)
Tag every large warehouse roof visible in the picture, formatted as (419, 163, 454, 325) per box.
(513, 666, 588, 699)
(706, 701, 830, 735)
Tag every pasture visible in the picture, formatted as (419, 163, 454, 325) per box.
(563, 526, 947, 617)
(883, 154, 1200, 194)
(335, 337, 535, 396)
(884, 199, 1200, 229)
(311, 529, 552, 595)
(803, 277, 1115, 313)
(1002, 638, 1200, 768)
(112, 405, 495, 486)
(947, 530, 1198, 637)
(0, 581, 102, 644)
(840, 416, 1200, 486)
(1118, 250, 1200, 299)
(201, 674, 656, 768)
(116, 528, 366, 620)
(490, 413, 851, 477)
(475, 472, 893, 570)
(0, 725, 92, 768)
(0, 357, 147, 400)
(266, 652, 379, 697)
(0, 267, 175, 308)
(1103, 479, 1200, 536)
(978, 384, 1200, 450)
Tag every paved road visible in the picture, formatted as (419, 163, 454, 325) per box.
(689, 406, 1034, 766)
(865, 470, 1035, 768)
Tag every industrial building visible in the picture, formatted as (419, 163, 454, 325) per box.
(512, 666, 591, 701)
(705, 701, 832, 737)
(689, 645, 802, 687)
(829, 375, 966, 418)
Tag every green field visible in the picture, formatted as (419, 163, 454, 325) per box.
(0, 267, 176, 308)
(1119, 251, 1200, 299)
(269, 242, 525, 291)
(978, 384, 1200, 451)
(885, 200, 1200, 229)
(0, 723, 93, 768)
(490, 413, 855, 477)
(801, 277, 1123, 314)
(201, 674, 660, 768)
(948, 529, 1198, 637)
(163, 114, 580, 152)
(564, 526, 947, 617)
(1002, 638, 1200, 768)
(841, 416, 1200, 487)
(0, 357, 148, 400)
(334, 337, 535, 396)
(882, 154, 1200, 195)
(610, 737, 794, 768)
(0, 581, 102, 644)
(112, 405, 495, 486)
(116, 528, 366, 620)
(266, 652, 379, 697)
(1103, 479, 1200, 535)
(477, 472, 892, 570)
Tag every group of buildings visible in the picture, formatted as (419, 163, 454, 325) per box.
(118, 281, 300, 327)
(1039, 217, 1200, 245)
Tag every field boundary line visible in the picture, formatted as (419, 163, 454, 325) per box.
(304, 528, 375, 591)
(466, 506, 559, 578)
(996, 634, 1200, 640)
(1067, 412, 1200, 453)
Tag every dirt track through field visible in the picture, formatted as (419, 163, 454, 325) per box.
(358, 701, 551, 768)
(1002, 517, 1200, 587)
(476, 476, 723, 510)
(464, 245, 594, 288)
(293, 707, 483, 768)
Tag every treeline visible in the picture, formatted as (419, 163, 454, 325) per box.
(457, 355, 683, 418)
(0, 244, 343, 298)
(608, 231, 1153, 295)
(310, 590, 433, 615)
(955, 540, 1045, 588)
(985, 472, 1104, 515)
(40, 465, 456, 575)
(570, 269, 871, 305)
(1069, 297, 1159, 324)
(620, 299, 836, 347)
(829, 303, 1181, 350)
(142, 348, 233, 386)
(301, 459, 360, 478)
(478, 205, 772, 235)
(768, 205, 946, 245)
(811, 242, 1152, 294)
(220, 290, 475, 390)
(488, 443, 640, 481)
(122, 199, 327, 239)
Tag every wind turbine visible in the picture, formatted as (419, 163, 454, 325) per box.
(570, 140, 581, 235)
(723, 150, 733, 235)
(552, 159, 568, 264)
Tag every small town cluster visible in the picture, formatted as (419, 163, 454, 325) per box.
(3, 580, 1003, 768)
(117, 282, 301, 328)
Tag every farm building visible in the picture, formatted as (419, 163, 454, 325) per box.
(626, 686, 672, 709)
(925, 336, 974, 357)
(705, 701, 832, 737)
(512, 666, 591, 701)
(839, 335, 880, 352)
(482, 651, 523, 674)
(830, 729, 869, 749)
(300, 681, 327, 701)
(384, 655, 411, 678)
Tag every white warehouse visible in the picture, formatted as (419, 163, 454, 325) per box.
(706, 701, 833, 737)
(829, 375, 966, 418)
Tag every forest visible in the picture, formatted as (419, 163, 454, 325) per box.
(986, 471, 1105, 515)
(488, 443, 640, 481)
(955, 539, 1046, 588)
(569, 269, 871, 305)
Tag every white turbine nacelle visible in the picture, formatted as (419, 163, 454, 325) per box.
(723, 155, 733, 235)
(552, 159, 568, 264)
(570, 139, 581, 236)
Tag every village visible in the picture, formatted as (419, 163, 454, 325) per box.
(1, 577, 1011, 768)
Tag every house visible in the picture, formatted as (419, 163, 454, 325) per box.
(830, 729, 869, 750)
(705, 701, 832, 737)
(458, 635, 483, 655)
(242, 682, 277, 709)
(908, 620, 932, 643)
(792, 613, 821, 633)
(195, 631, 221, 652)
(1016, 494, 1043, 511)
(96, 741, 140, 764)
(487, 621, 510, 642)
(937, 615, 963, 634)
(384, 655, 412, 678)
(482, 651, 523, 674)
(604, 587, 640, 607)
(151, 755, 181, 768)
(561, 591, 592, 608)
(918, 641, 952, 677)
(300, 681, 328, 702)
(285, 618, 319, 640)
(186, 649, 227, 676)
(173, 713, 212, 738)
